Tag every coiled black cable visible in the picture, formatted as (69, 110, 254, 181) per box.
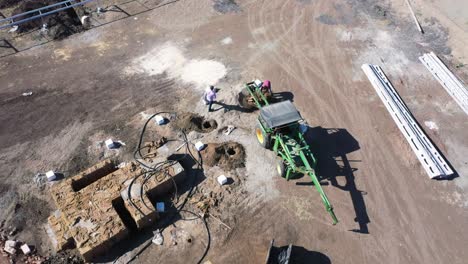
(122, 111, 209, 264)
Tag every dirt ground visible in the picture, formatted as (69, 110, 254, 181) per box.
(0, 0, 467, 263)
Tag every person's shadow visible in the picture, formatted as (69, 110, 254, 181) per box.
(212, 101, 253, 113)
(305, 127, 370, 234)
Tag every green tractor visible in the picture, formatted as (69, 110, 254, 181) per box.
(255, 100, 338, 225)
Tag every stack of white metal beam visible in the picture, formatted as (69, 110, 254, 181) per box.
(419, 52, 468, 115)
(361, 64, 454, 179)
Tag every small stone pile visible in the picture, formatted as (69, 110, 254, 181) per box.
(0, 237, 46, 264)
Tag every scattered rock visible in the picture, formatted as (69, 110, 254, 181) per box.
(424, 121, 439, 131)
(142, 137, 167, 159)
(170, 229, 177, 245)
(33, 173, 47, 190)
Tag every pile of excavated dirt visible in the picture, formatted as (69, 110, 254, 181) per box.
(43, 249, 84, 264)
(0, 0, 22, 8)
(201, 142, 245, 170)
(12, 0, 83, 39)
(174, 112, 218, 133)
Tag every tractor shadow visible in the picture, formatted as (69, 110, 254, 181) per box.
(267, 242, 331, 264)
(303, 126, 370, 234)
(272, 91, 294, 103)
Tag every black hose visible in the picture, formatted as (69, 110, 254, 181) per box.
(122, 111, 210, 264)
(178, 210, 211, 264)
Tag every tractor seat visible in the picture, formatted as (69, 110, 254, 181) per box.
(260, 100, 303, 129)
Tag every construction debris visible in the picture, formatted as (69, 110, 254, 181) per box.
(191, 194, 217, 214)
(5, 240, 17, 248)
(105, 139, 115, 149)
(419, 52, 468, 116)
(142, 137, 167, 160)
(404, 0, 423, 33)
(10, 0, 84, 39)
(4, 240, 17, 255)
(45, 170, 56, 181)
(155, 115, 166, 125)
(207, 213, 232, 230)
(20, 244, 31, 255)
(362, 64, 454, 179)
(47, 159, 185, 261)
(152, 229, 164, 245)
(217, 175, 228, 185)
(195, 141, 205, 151)
(223, 125, 235, 135)
(156, 202, 165, 212)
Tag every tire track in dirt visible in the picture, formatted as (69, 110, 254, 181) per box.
(263, 9, 433, 262)
(240, 1, 468, 263)
(246, 0, 347, 123)
(220, 197, 290, 263)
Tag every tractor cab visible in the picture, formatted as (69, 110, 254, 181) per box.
(259, 100, 303, 130)
(256, 100, 304, 148)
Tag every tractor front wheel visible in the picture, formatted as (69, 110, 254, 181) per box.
(255, 123, 271, 149)
(276, 158, 285, 178)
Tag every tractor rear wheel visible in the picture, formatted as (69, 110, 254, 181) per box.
(276, 158, 285, 178)
(255, 123, 271, 149)
(238, 88, 256, 110)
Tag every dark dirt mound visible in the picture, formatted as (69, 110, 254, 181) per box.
(213, 0, 241, 14)
(174, 112, 218, 133)
(0, 0, 22, 8)
(201, 142, 245, 170)
(237, 88, 256, 110)
(43, 249, 84, 264)
(12, 0, 83, 39)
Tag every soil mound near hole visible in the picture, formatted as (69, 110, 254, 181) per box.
(174, 112, 218, 133)
(201, 142, 245, 170)
(12, 0, 83, 39)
